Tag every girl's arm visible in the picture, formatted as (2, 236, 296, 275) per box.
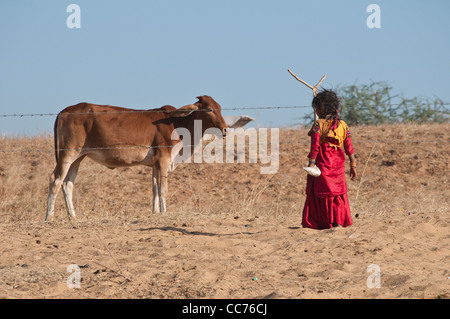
(344, 137, 357, 180)
(348, 153, 357, 180)
(307, 130, 320, 167)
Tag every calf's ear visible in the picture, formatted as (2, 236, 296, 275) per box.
(169, 104, 198, 117)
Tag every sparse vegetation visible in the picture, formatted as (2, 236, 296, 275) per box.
(302, 81, 450, 125)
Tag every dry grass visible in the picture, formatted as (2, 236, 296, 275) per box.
(0, 123, 448, 224)
(0, 123, 449, 299)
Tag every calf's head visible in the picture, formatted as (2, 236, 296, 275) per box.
(170, 95, 228, 136)
(195, 95, 228, 136)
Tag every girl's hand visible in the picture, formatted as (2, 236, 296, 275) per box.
(350, 167, 357, 180)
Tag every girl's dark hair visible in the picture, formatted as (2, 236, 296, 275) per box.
(312, 89, 340, 118)
(312, 89, 340, 128)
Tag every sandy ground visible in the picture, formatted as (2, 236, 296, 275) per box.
(0, 123, 449, 299)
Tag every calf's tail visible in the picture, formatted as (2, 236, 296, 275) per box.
(54, 113, 61, 163)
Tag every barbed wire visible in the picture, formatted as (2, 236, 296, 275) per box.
(0, 105, 313, 118)
(0, 103, 448, 153)
(0, 102, 449, 118)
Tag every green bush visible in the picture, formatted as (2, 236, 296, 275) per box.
(301, 81, 449, 125)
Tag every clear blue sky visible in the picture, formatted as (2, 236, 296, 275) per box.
(1, 0, 449, 135)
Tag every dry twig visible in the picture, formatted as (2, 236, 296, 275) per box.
(354, 141, 377, 203)
(287, 69, 327, 97)
(94, 232, 132, 282)
(92, 261, 132, 282)
(287, 69, 327, 120)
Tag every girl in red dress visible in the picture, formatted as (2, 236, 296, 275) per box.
(302, 89, 357, 229)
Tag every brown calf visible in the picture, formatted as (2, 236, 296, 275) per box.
(45, 95, 228, 221)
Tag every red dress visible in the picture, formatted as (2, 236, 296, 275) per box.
(302, 119, 355, 229)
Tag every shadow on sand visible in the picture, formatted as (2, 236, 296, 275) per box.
(138, 226, 259, 237)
